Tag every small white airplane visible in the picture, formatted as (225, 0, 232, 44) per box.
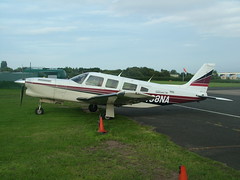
(15, 63, 232, 119)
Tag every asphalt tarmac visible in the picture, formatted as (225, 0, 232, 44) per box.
(116, 88, 240, 170)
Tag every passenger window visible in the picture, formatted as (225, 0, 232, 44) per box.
(71, 73, 88, 84)
(140, 87, 148, 92)
(106, 79, 119, 89)
(122, 82, 137, 91)
(85, 75, 104, 87)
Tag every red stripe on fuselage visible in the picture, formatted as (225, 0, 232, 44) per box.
(190, 76, 211, 87)
(26, 81, 55, 87)
(26, 81, 118, 95)
(190, 83, 209, 87)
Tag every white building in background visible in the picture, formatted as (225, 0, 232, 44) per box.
(218, 72, 240, 80)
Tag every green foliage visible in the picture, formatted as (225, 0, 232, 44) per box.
(0, 81, 21, 89)
(1, 61, 7, 69)
(0, 61, 13, 72)
(212, 70, 221, 80)
(0, 67, 13, 72)
(13, 67, 23, 72)
(170, 69, 178, 74)
(63, 67, 100, 78)
(3, 62, 240, 82)
(63, 66, 175, 81)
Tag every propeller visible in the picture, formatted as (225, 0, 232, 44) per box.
(20, 84, 25, 106)
(15, 79, 26, 106)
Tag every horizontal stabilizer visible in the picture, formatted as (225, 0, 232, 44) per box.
(197, 95, 233, 101)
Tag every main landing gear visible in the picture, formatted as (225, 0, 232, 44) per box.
(88, 104, 98, 112)
(104, 115, 113, 120)
(34, 100, 114, 120)
(88, 104, 114, 120)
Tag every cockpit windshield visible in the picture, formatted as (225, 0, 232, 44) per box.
(71, 73, 88, 84)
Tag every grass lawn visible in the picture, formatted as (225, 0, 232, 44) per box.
(0, 89, 239, 179)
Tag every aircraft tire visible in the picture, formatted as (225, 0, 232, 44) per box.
(35, 107, 44, 115)
(105, 116, 113, 120)
(88, 104, 98, 112)
(100, 112, 114, 120)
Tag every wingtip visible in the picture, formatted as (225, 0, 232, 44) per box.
(215, 97, 233, 102)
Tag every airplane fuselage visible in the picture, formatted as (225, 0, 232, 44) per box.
(25, 72, 202, 107)
(17, 64, 232, 118)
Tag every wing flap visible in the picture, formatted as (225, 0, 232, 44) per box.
(115, 92, 154, 105)
(77, 92, 123, 105)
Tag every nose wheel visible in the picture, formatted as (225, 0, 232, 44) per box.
(35, 102, 44, 115)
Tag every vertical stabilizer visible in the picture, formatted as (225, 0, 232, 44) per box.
(183, 63, 215, 93)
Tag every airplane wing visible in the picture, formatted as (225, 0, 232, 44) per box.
(197, 95, 233, 101)
(77, 91, 154, 106)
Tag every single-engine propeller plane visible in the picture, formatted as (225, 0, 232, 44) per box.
(15, 63, 232, 119)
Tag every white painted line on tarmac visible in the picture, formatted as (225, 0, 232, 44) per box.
(189, 145, 240, 151)
(174, 104, 240, 119)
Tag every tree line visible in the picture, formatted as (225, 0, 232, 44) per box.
(1, 61, 221, 81)
(63, 66, 195, 81)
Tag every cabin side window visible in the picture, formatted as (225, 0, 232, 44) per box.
(71, 73, 88, 84)
(106, 79, 119, 89)
(85, 75, 104, 87)
(122, 82, 137, 91)
(140, 87, 149, 92)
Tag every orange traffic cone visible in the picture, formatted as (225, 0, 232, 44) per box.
(98, 116, 107, 133)
(179, 165, 188, 180)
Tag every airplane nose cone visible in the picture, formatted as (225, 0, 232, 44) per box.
(15, 79, 26, 84)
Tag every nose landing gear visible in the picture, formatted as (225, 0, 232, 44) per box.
(35, 102, 44, 115)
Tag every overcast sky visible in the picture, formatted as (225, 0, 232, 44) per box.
(1, 0, 240, 73)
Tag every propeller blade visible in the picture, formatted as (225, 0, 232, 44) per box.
(15, 79, 26, 106)
(20, 84, 25, 106)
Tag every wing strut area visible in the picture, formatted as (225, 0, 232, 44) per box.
(77, 91, 154, 118)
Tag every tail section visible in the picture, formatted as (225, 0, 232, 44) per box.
(183, 63, 232, 101)
(183, 63, 215, 93)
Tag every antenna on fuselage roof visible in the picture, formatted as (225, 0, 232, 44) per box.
(148, 75, 154, 82)
(118, 71, 123, 77)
